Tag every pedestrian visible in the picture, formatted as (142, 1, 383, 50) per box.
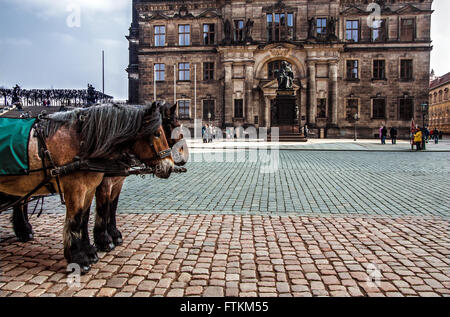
(439, 130, 443, 140)
(424, 127, 430, 143)
(202, 124, 208, 143)
(414, 128, 422, 151)
(433, 128, 439, 144)
(304, 125, 308, 138)
(208, 124, 213, 143)
(390, 127, 397, 144)
(381, 126, 387, 144)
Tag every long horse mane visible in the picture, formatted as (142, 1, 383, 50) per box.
(44, 103, 162, 159)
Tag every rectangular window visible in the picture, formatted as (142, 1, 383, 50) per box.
(400, 18, 415, 42)
(317, 18, 327, 35)
(400, 59, 413, 81)
(372, 98, 386, 119)
(373, 60, 386, 80)
(178, 63, 190, 81)
(203, 100, 215, 120)
(372, 19, 386, 42)
(267, 13, 294, 41)
(178, 100, 190, 120)
(178, 24, 190, 46)
(154, 26, 166, 47)
(154, 63, 165, 81)
(346, 99, 359, 120)
(346, 20, 359, 42)
(346, 60, 359, 80)
(234, 99, 244, 118)
(399, 98, 413, 120)
(203, 24, 215, 45)
(317, 99, 327, 118)
(267, 14, 273, 41)
(203, 62, 214, 81)
(234, 20, 244, 42)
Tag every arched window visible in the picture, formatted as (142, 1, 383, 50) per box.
(444, 88, 449, 100)
(439, 90, 443, 102)
(268, 60, 292, 80)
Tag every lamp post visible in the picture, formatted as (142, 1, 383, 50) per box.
(421, 102, 428, 150)
(353, 113, 359, 141)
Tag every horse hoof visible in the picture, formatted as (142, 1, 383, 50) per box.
(113, 237, 123, 246)
(80, 265, 91, 275)
(16, 233, 34, 243)
(88, 253, 99, 264)
(95, 242, 115, 253)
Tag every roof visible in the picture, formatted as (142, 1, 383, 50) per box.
(430, 72, 450, 90)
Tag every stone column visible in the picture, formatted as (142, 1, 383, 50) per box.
(308, 61, 317, 125)
(329, 62, 338, 125)
(224, 62, 233, 124)
(265, 96, 271, 128)
(245, 64, 254, 124)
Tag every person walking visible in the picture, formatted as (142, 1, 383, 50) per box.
(424, 127, 430, 143)
(381, 126, 387, 145)
(414, 128, 423, 151)
(433, 128, 439, 144)
(304, 125, 309, 138)
(202, 124, 207, 144)
(390, 127, 397, 145)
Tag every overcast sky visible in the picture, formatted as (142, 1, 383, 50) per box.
(0, 0, 448, 100)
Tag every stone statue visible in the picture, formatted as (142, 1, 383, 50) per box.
(12, 84, 21, 106)
(87, 84, 96, 105)
(328, 17, 337, 40)
(276, 61, 294, 90)
(224, 19, 232, 44)
(244, 19, 254, 42)
(308, 17, 316, 39)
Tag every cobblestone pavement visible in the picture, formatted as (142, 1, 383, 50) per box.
(32, 151, 450, 217)
(0, 214, 448, 297)
(0, 149, 449, 297)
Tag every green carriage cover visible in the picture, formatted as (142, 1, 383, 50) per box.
(0, 117, 36, 175)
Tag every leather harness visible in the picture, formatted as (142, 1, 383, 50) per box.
(0, 114, 175, 213)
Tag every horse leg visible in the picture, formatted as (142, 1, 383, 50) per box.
(63, 183, 98, 274)
(81, 206, 99, 264)
(107, 180, 124, 246)
(12, 201, 34, 242)
(94, 181, 115, 252)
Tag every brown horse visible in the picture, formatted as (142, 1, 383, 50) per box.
(93, 102, 189, 251)
(0, 103, 174, 272)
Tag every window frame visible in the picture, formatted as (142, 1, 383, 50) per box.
(203, 23, 215, 45)
(400, 18, 415, 42)
(373, 60, 386, 80)
(372, 19, 387, 42)
(266, 12, 294, 42)
(234, 99, 244, 119)
(203, 99, 215, 121)
(346, 60, 359, 80)
(178, 24, 191, 46)
(372, 98, 386, 120)
(178, 99, 191, 120)
(154, 63, 165, 82)
(346, 20, 359, 43)
(154, 25, 166, 47)
(234, 20, 244, 42)
(316, 18, 327, 36)
(178, 62, 190, 81)
(400, 59, 413, 81)
(399, 97, 414, 121)
(203, 62, 214, 81)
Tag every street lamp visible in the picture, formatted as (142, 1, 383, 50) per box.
(421, 103, 428, 150)
(353, 113, 359, 141)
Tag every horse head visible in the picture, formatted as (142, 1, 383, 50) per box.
(132, 103, 174, 179)
(161, 102, 189, 166)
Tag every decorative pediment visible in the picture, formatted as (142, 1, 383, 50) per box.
(198, 8, 222, 19)
(340, 6, 368, 16)
(395, 4, 430, 15)
(142, 11, 169, 21)
(262, 0, 296, 13)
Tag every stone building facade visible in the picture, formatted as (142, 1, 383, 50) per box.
(127, 0, 433, 138)
(429, 72, 450, 134)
